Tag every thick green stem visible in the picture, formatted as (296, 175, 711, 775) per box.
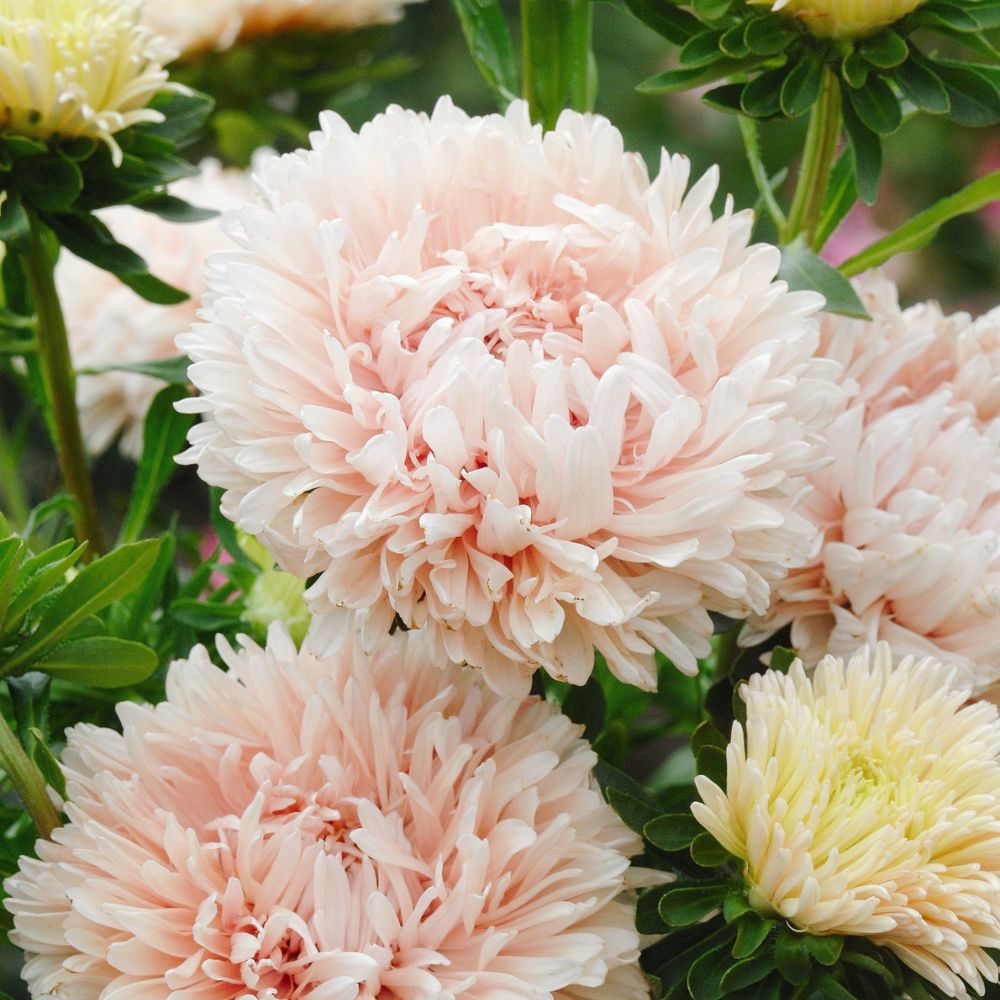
(21, 217, 105, 555)
(783, 69, 842, 247)
(521, 0, 594, 130)
(0, 712, 61, 839)
(0, 411, 29, 529)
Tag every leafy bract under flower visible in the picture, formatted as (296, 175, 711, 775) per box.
(0, 0, 176, 163)
(178, 97, 843, 696)
(5, 625, 647, 1000)
(694, 644, 1000, 998)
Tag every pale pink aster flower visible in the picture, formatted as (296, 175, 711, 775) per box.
(748, 276, 1000, 688)
(694, 644, 1000, 999)
(144, 0, 423, 59)
(59, 161, 253, 459)
(4, 624, 647, 1000)
(177, 98, 843, 695)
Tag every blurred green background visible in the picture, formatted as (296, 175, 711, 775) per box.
(1, 0, 999, 993)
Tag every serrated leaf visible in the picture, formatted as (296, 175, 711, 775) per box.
(33, 636, 158, 688)
(841, 168, 1000, 275)
(0, 538, 25, 626)
(778, 241, 870, 318)
(4, 540, 85, 635)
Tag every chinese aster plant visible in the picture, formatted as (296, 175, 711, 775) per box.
(0, 0, 998, 998)
(5, 625, 647, 1000)
(178, 97, 843, 696)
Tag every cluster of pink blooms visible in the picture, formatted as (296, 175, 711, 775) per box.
(178, 98, 844, 696)
(747, 276, 1000, 691)
(6, 626, 647, 999)
(9, 94, 1000, 1000)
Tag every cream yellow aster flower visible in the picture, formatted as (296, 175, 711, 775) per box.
(750, 0, 926, 37)
(692, 644, 1000, 998)
(0, 0, 176, 163)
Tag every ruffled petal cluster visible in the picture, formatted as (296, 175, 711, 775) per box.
(178, 98, 843, 695)
(693, 644, 1000, 998)
(748, 276, 1000, 690)
(59, 161, 253, 459)
(5, 625, 646, 1000)
(144, 0, 423, 58)
(0, 0, 176, 163)
(749, 0, 926, 37)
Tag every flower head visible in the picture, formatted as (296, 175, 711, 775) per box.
(693, 644, 1000, 998)
(0, 0, 176, 163)
(750, 0, 926, 37)
(5, 625, 646, 1000)
(178, 98, 842, 696)
(144, 0, 423, 58)
(747, 276, 1000, 690)
(59, 161, 253, 459)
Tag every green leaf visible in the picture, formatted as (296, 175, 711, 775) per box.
(118, 271, 189, 306)
(733, 912, 775, 958)
(814, 152, 859, 251)
(894, 51, 950, 113)
(78, 354, 191, 385)
(118, 386, 195, 545)
(636, 884, 673, 934)
(860, 30, 908, 69)
(130, 192, 218, 223)
(449, 0, 518, 104)
(618, 0, 701, 44)
(606, 786, 661, 834)
(638, 56, 766, 95)
(744, 14, 789, 56)
(769, 646, 798, 672)
(687, 941, 732, 1000)
(0, 538, 26, 626)
(145, 91, 215, 146)
(169, 598, 243, 631)
(644, 812, 704, 851)
(658, 881, 729, 927)
(691, 832, 731, 867)
(560, 674, 606, 741)
(696, 743, 728, 787)
(720, 952, 775, 993)
(4, 541, 86, 636)
(778, 241, 871, 319)
(911, 2, 982, 32)
(775, 931, 813, 985)
(680, 31, 726, 69)
(741, 68, 789, 118)
(15, 153, 82, 213)
(814, 973, 860, 1000)
(841, 168, 1000, 276)
(34, 636, 158, 688)
(25, 726, 66, 800)
(781, 53, 825, 117)
(805, 934, 844, 966)
(842, 94, 883, 204)
(0, 192, 29, 246)
(846, 76, 902, 135)
(3, 540, 159, 674)
(932, 59, 1000, 126)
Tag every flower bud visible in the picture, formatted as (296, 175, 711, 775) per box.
(751, 0, 925, 37)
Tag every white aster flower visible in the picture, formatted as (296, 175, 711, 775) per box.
(693, 644, 1000, 999)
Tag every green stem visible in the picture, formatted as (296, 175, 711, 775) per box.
(520, 0, 594, 129)
(0, 410, 29, 529)
(738, 115, 788, 233)
(21, 216, 105, 555)
(0, 712, 61, 839)
(782, 69, 842, 246)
